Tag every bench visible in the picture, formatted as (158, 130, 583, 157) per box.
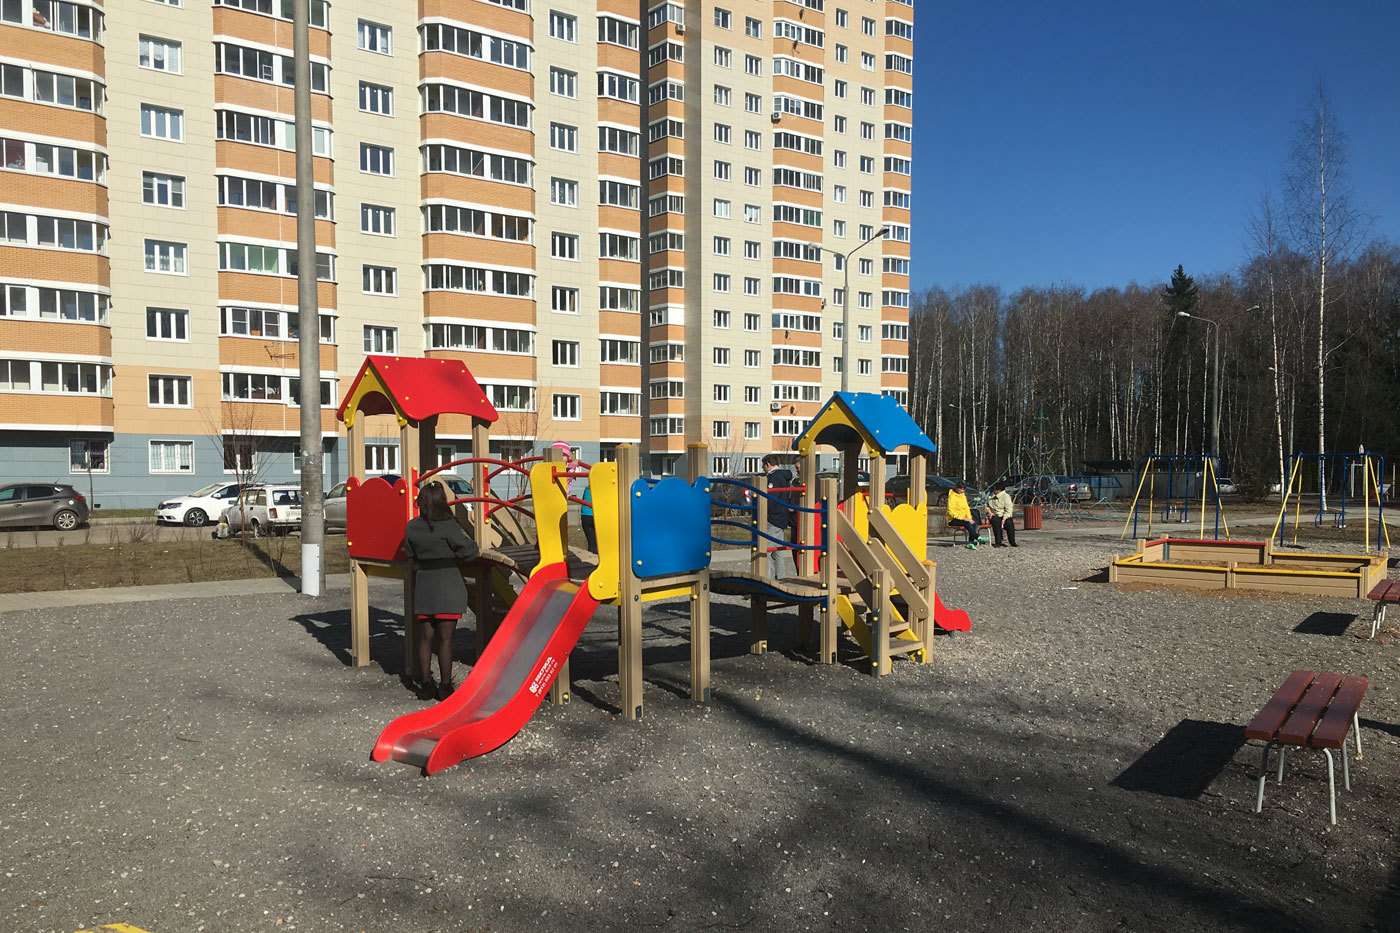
(1365, 579, 1400, 638)
(947, 520, 991, 544)
(1244, 670, 1368, 824)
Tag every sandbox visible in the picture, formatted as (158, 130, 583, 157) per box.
(1109, 537, 1387, 598)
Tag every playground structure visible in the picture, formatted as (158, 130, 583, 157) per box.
(1274, 452, 1389, 553)
(1110, 450, 1389, 597)
(335, 360, 971, 774)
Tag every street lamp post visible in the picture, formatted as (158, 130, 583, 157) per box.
(1177, 311, 1220, 458)
(839, 226, 888, 393)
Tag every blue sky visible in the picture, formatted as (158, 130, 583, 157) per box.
(911, 0, 1400, 293)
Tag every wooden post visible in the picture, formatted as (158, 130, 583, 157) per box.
(470, 418, 490, 549)
(799, 448, 818, 577)
(871, 566, 890, 676)
(350, 559, 370, 667)
(346, 416, 369, 667)
(920, 558, 936, 661)
(691, 570, 711, 702)
(868, 453, 886, 511)
(617, 444, 643, 719)
(752, 472, 769, 577)
(819, 476, 839, 664)
(909, 453, 927, 511)
(418, 413, 439, 475)
(842, 441, 862, 505)
(543, 445, 569, 706)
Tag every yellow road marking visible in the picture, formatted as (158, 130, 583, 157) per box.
(74, 924, 154, 933)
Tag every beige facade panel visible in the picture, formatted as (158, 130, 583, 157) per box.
(0, 393, 112, 428)
(2, 174, 108, 216)
(210, 9, 332, 58)
(215, 142, 334, 185)
(0, 246, 109, 287)
(419, 115, 532, 158)
(419, 174, 534, 214)
(422, 294, 535, 326)
(0, 320, 110, 356)
(421, 234, 533, 268)
(0, 99, 105, 148)
(421, 53, 533, 100)
(420, 0, 529, 37)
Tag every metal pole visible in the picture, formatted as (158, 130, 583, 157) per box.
(293, 0, 324, 596)
(838, 226, 887, 394)
(1211, 320, 1221, 459)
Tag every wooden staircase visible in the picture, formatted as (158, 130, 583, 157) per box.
(833, 506, 935, 675)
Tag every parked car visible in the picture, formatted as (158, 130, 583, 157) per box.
(323, 473, 473, 532)
(156, 482, 242, 527)
(815, 470, 870, 491)
(710, 473, 762, 516)
(221, 485, 302, 536)
(884, 474, 958, 506)
(0, 482, 89, 530)
(1216, 477, 1239, 495)
(1014, 475, 1092, 502)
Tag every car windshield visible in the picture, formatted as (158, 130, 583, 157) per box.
(189, 482, 226, 497)
(444, 479, 472, 497)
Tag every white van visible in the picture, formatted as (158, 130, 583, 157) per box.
(220, 485, 302, 536)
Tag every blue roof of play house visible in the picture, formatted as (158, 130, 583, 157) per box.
(792, 392, 936, 455)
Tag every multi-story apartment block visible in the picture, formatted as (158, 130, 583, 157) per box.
(0, 0, 911, 507)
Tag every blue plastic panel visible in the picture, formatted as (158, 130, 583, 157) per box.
(630, 476, 712, 577)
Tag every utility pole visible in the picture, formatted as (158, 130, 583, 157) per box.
(839, 226, 887, 393)
(293, 0, 324, 595)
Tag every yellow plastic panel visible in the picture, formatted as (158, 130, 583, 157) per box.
(851, 492, 871, 542)
(882, 502, 928, 565)
(587, 462, 621, 601)
(530, 461, 568, 575)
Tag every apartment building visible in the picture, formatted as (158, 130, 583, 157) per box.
(0, 0, 911, 507)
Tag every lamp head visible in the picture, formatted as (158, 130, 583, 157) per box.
(1176, 311, 1191, 318)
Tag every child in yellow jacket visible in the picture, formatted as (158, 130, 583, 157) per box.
(946, 482, 980, 550)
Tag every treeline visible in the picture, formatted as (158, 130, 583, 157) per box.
(906, 238, 1400, 494)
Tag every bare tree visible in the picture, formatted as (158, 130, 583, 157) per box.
(1284, 83, 1363, 507)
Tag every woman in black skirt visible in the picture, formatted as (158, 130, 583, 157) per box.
(403, 482, 480, 699)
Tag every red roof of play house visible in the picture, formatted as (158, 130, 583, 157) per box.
(336, 356, 499, 424)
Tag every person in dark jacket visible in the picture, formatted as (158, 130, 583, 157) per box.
(403, 482, 481, 700)
(762, 454, 796, 578)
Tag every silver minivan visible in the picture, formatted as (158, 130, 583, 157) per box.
(221, 485, 302, 536)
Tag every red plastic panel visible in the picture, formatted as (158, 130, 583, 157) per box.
(346, 475, 412, 562)
(933, 591, 971, 632)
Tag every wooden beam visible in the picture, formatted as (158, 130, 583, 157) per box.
(819, 477, 840, 665)
(692, 570, 711, 701)
(617, 444, 643, 720)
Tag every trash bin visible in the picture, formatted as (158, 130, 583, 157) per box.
(1022, 504, 1043, 531)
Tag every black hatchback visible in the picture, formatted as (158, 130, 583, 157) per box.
(0, 482, 90, 530)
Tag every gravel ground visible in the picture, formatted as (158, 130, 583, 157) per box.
(2, 531, 1398, 932)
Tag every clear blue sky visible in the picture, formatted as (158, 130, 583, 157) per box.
(911, 0, 1400, 293)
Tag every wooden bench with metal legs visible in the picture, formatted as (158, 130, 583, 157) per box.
(1244, 670, 1368, 825)
(1365, 579, 1400, 639)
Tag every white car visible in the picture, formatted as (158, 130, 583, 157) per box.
(156, 482, 243, 527)
(323, 473, 473, 532)
(221, 485, 302, 537)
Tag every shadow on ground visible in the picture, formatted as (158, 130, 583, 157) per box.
(1292, 611, 1357, 636)
(1111, 719, 1245, 798)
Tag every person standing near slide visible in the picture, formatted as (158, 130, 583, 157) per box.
(404, 483, 481, 700)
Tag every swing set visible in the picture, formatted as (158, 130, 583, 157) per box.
(1272, 452, 1389, 553)
(1120, 454, 1231, 541)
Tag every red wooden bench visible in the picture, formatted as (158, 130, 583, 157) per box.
(1244, 670, 1368, 824)
(1365, 579, 1400, 638)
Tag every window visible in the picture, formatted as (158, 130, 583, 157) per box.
(363, 325, 397, 354)
(365, 443, 398, 474)
(714, 7, 731, 28)
(835, 9, 849, 27)
(68, 438, 108, 475)
(140, 36, 182, 74)
(744, 349, 761, 368)
(146, 307, 188, 341)
(714, 124, 731, 145)
(550, 178, 578, 207)
(714, 47, 732, 68)
(744, 386, 761, 404)
(745, 92, 761, 113)
(362, 265, 397, 295)
(833, 150, 846, 168)
(357, 20, 392, 54)
(551, 340, 580, 367)
(597, 70, 639, 103)
(149, 440, 193, 474)
(744, 277, 760, 296)
(600, 392, 641, 416)
(551, 232, 579, 260)
(552, 394, 581, 421)
(858, 359, 872, 376)
(140, 104, 184, 141)
(745, 17, 761, 37)
(551, 286, 579, 314)
(549, 123, 578, 152)
(835, 44, 847, 63)
(360, 143, 394, 175)
(352, 204, 394, 238)
(142, 172, 185, 208)
(744, 130, 761, 151)
(745, 55, 761, 76)
(713, 161, 730, 181)
(713, 309, 731, 329)
(713, 385, 731, 404)
(148, 374, 191, 408)
(834, 115, 847, 134)
(713, 348, 730, 366)
(859, 155, 875, 174)
(550, 67, 577, 98)
(649, 417, 684, 437)
(713, 199, 730, 218)
(741, 167, 759, 186)
(744, 204, 760, 224)
(858, 325, 873, 342)
(859, 258, 874, 276)
(359, 82, 393, 115)
(421, 82, 532, 128)
(549, 10, 577, 42)
(861, 51, 875, 70)
(599, 338, 640, 363)
(833, 220, 846, 238)
(711, 420, 731, 440)
(744, 422, 761, 440)
(743, 313, 761, 332)
(713, 274, 730, 293)
(599, 179, 639, 208)
(598, 14, 639, 49)
(713, 236, 731, 256)
(145, 239, 187, 274)
(599, 232, 638, 260)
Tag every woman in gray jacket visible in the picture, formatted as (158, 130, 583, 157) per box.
(404, 482, 481, 699)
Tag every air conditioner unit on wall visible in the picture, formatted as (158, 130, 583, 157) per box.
(770, 112, 782, 123)
(675, 22, 684, 33)
(770, 402, 782, 412)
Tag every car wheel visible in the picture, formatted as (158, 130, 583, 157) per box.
(184, 508, 208, 527)
(53, 509, 79, 531)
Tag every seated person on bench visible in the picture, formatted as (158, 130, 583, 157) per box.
(946, 482, 981, 550)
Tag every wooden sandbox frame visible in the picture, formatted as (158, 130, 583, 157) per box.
(1109, 537, 1387, 598)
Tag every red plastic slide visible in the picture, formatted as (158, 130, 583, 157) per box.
(372, 562, 600, 774)
(933, 591, 972, 633)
